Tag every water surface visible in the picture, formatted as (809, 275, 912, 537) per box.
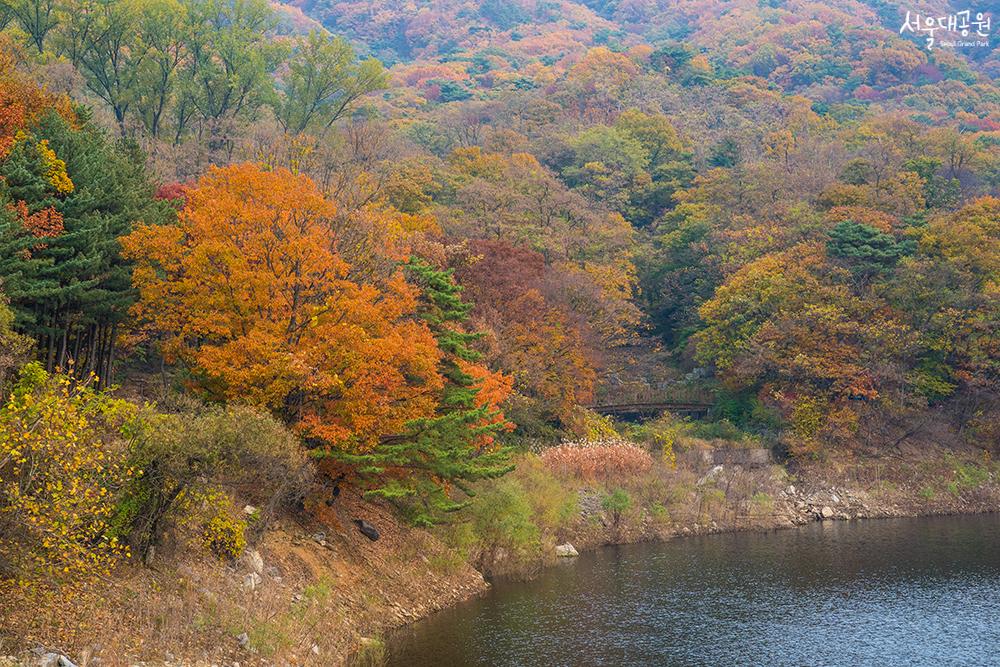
(388, 515, 1000, 666)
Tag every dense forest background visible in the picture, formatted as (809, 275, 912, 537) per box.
(0, 0, 998, 591)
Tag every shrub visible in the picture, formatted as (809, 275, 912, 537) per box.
(0, 363, 142, 582)
(649, 502, 670, 523)
(750, 492, 774, 515)
(114, 403, 312, 559)
(562, 406, 620, 441)
(201, 512, 248, 561)
(540, 439, 653, 479)
(172, 487, 248, 561)
(466, 477, 540, 566)
(629, 415, 686, 466)
(629, 415, 761, 467)
(512, 455, 578, 535)
(687, 419, 761, 445)
(944, 456, 990, 496)
(601, 488, 631, 527)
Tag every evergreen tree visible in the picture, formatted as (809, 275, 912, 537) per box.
(826, 220, 914, 285)
(332, 257, 513, 525)
(0, 109, 171, 382)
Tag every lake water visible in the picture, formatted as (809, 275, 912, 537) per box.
(388, 515, 1000, 666)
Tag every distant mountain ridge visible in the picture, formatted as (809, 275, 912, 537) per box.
(281, 0, 997, 116)
(284, 0, 997, 74)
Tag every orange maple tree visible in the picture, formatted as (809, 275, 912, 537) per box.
(122, 164, 444, 452)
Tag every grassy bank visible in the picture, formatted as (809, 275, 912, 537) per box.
(3, 429, 999, 666)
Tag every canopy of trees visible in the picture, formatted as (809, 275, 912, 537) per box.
(0, 0, 998, 557)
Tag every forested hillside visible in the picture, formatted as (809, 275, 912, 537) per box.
(0, 0, 997, 662)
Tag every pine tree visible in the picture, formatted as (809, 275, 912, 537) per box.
(827, 220, 914, 284)
(334, 257, 513, 525)
(0, 109, 171, 383)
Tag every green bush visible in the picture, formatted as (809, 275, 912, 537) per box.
(648, 502, 671, 523)
(514, 455, 578, 535)
(954, 462, 989, 489)
(602, 488, 632, 527)
(467, 477, 541, 565)
(687, 418, 760, 444)
(750, 492, 774, 515)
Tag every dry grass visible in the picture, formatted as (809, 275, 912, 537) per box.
(0, 489, 488, 666)
(540, 439, 654, 480)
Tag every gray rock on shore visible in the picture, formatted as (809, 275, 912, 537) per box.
(555, 543, 579, 557)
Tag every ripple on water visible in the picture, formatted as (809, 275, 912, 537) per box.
(388, 515, 1000, 667)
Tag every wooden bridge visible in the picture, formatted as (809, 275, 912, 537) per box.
(586, 386, 715, 420)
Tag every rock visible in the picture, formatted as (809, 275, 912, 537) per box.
(311, 644, 320, 656)
(555, 543, 579, 557)
(311, 531, 326, 544)
(785, 485, 796, 495)
(577, 490, 603, 518)
(243, 504, 257, 517)
(236, 632, 249, 649)
(353, 519, 380, 541)
(243, 572, 261, 591)
(246, 549, 264, 575)
(820, 506, 834, 519)
(697, 465, 724, 486)
(830, 493, 840, 504)
(36, 654, 77, 667)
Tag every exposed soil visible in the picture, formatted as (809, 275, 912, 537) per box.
(0, 489, 487, 667)
(3, 446, 998, 667)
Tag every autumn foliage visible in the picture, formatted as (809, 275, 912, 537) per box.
(122, 164, 444, 452)
(0, 364, 140, 581)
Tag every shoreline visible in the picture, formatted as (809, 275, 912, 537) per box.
(368, 454, 1000, 663)
(4, 450, 999, 667)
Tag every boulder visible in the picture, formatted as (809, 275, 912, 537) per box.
(353, 519, 380, 541)
(236, 632, 249, 649)
(555, 543, 579, 557)
(785, 485, 796, 496)
(820, 506, 834, 519)
(36, 654, 77, 667)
